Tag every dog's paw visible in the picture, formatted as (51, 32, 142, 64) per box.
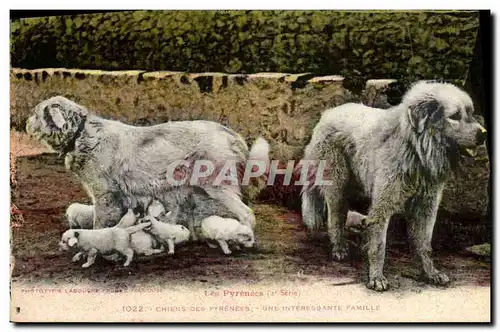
(167, 251, 174, 255)
(330, 243, 350, 262)
(71, 253, 82, 262)
(206, 242, 218, 249)
(426, 272, 450, 285)
(81, 262, 92, 268)
(366, 276, 389, 292)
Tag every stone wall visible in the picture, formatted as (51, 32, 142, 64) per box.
(10, 68, 490, 223)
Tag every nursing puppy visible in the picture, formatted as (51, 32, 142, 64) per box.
(26, 96, 268, 230)
(158, 186, 249, 242)
(302, 81, 487, 291)
(111, 208, 165, 257)
(201, 216, 255, 255)
(58, 222, 151, 268)
(65, 203, 94, 229)
(141, 213, 190, 255)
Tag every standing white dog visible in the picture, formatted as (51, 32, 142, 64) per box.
(26, 96, 269, 230)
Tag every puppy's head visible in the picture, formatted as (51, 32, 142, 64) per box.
(174, 225, 191, 243)
(139, 215, 155, 231)
(147, 200, 166, 219)
(26, 96, 89, 153)
(58, 229, 80, 251)
(402, 81, 487, 157)
(234, 224, 255, 248)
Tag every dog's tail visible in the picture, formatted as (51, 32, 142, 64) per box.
(301, 187, 325, 233)
(115, 208, 138, 229)
(125, 222, 151, 234)
(249, 137, 270, 162)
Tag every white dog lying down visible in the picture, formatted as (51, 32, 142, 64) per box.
(66, 203, 94, 229)
(201, 216, 255, 255)
(141, 213, 191, 255)
(58, 222, 151, 268)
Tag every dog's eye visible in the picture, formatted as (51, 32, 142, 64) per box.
(449, 112, 461, 121)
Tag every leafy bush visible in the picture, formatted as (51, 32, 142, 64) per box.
(11, 10, 479, 85)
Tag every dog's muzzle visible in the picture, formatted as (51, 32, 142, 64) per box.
(460, 126, 487, 158)
(476, 127, 487, 145)
(58, 241, 69, 251)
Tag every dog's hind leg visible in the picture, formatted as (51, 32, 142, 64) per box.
(317, 143, 351, 262)
(121, 248, 134, 267)
(406, 186, 450, 286)
(321, 185, 350, 261)
(82, 248, 98, 268)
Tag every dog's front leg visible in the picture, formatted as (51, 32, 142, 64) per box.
(82, 249, 98, 268)
(406, 186, 450, 286)
(363, 183, 407, 292)
(72, 252, 84, 262)
(93, 192, 124, 229)
(166, 239, 175, 255)
(217, 239, 232, 255)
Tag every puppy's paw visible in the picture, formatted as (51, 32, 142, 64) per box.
(206, 241, 218, 249)
(167, 250, 175, 255)
(222, 249, 232, 255)
(426, 272, 450, 286)
(81, 262, 93, 268)
(71, 253, 83, 262)
(330, 243, 350, 262)
(366, 276, 389, 292)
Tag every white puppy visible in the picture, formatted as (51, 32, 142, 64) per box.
(65, 203, 93, 229)
(58, 222, 151, 268)
(141, 214, 190, 255)
(201, 216, 255, 255)
(115, 209, 165, 256)
(147, 200, 166, 219)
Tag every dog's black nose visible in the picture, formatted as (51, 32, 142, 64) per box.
(476, 128, 487, 144)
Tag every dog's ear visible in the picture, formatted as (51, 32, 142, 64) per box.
(68, 234, 79, 247)
(407, 99, 444, 134)
(43, 104, 67, 129)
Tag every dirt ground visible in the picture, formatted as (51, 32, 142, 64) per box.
(10, 131, 490, 293)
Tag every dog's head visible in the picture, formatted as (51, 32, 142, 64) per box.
(174, 225, 191, 243)
(139, 215, 156, 231)
(26, 96, 89, 153)
(147, 200, 166, 219)
(234, 224, 255, 248)
(58, 229, 80, 251)
(402, 81, 487, 157)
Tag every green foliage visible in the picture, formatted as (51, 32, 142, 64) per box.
(10, 10, 479, 83)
